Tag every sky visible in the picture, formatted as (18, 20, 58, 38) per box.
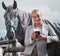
(0, 0, 60, 38)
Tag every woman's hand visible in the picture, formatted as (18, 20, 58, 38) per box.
(37, 34, 47, 40)
(31, 32, 37, 39)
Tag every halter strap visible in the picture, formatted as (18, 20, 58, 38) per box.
(6, 22, 15, 30)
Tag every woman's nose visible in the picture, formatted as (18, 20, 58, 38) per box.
(36, 18, 39, 20)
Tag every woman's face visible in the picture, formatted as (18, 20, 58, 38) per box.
(32, 11, 42, 23)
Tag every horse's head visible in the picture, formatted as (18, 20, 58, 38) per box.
(2, 0, 18, 30)
(2, 0, 18, 39)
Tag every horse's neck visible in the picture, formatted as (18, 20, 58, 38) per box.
(16, 9, 31, 29)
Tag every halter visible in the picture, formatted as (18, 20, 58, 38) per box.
(6, 21, 16, 30)
(5, 16, 18, 30)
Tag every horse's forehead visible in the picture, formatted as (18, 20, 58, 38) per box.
(7, 6, 13, 9)
(4, 6, 18, 19)
(4, 7, 14, 17)
(7, 6, 13, 12)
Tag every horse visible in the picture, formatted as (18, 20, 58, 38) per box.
(2, 0, 32, 46)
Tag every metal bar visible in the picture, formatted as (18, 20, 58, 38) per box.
(0, 39, 16, 45)
(4, 46, 25, 53)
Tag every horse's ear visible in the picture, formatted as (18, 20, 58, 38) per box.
(13, 0, 17, 9)
(2, 1, 7, 10)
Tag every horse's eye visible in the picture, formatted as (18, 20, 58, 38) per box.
(15, 11, 17, 14)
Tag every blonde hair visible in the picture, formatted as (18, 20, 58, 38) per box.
(31, 9, 42, 16)
(31, 9, 39, 13)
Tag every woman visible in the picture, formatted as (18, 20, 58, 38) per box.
(23, 9, 59, 56)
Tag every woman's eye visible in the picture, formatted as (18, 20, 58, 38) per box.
(37, 15, 39, 17)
